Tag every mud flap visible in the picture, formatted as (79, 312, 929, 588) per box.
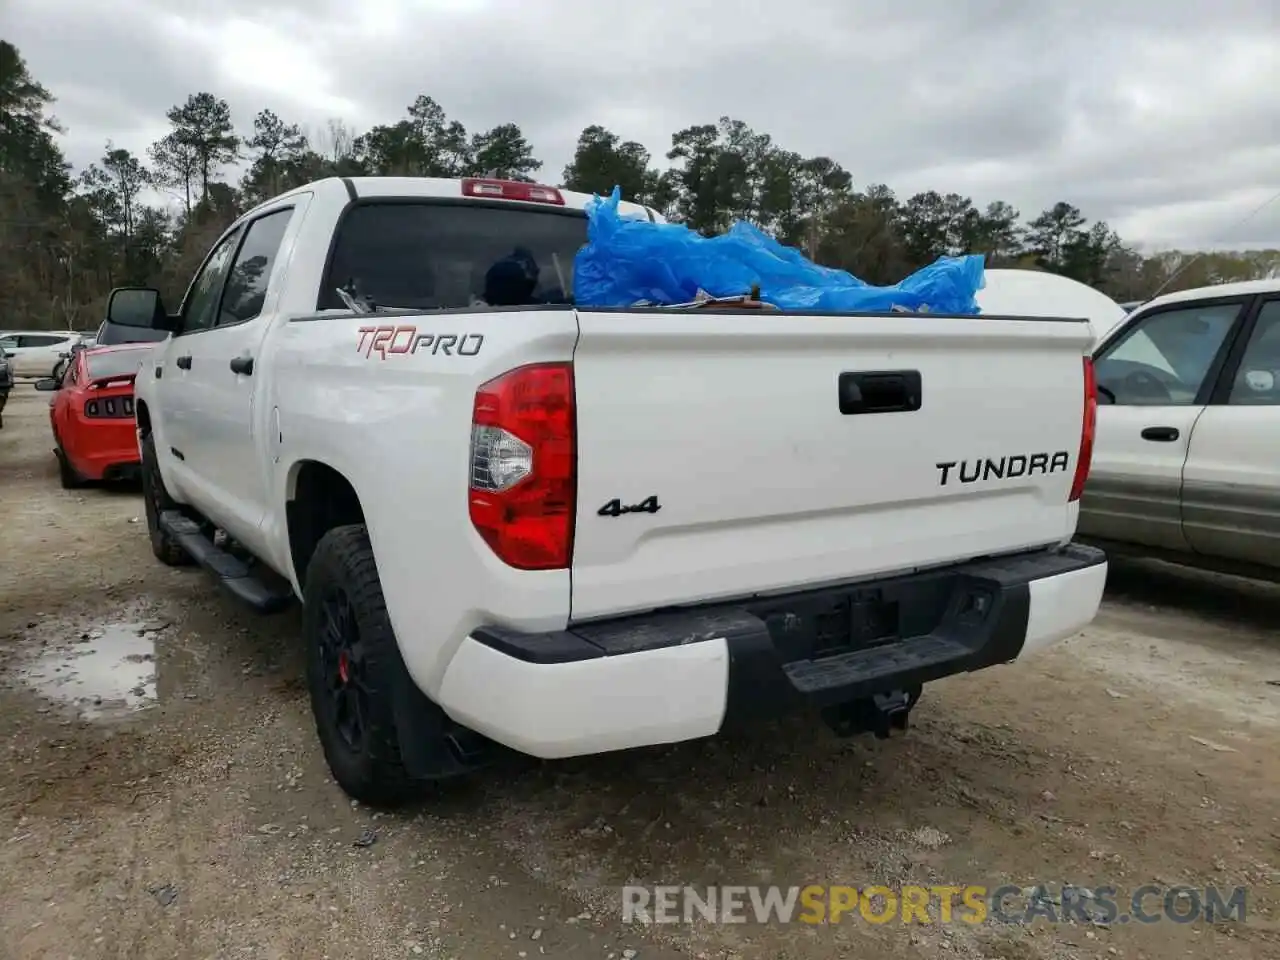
(390, 669, 495, 780)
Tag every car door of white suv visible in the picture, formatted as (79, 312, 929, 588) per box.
(1080, 296, 1249, 551)
(1180, 295, 1280, 571)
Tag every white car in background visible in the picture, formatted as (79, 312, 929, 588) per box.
(1077, 278, 1280, 580)
(0, 330, 84, 377)
(976, 269, 1128, 344)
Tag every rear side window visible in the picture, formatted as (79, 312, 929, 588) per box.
(319, 202, 587, 311)
(21, 334, 64, 347)
(1229, 300, 1280, 405)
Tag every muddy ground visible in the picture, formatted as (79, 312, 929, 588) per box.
(1, 386, 1277, 960)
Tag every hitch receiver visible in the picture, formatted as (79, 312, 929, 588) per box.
(820, 687, 920, 739)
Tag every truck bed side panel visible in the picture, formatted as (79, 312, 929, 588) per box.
(264, 307, 581, 693)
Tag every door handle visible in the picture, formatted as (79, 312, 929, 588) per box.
(1141, 426, 1179, 442)
(229, 356, 254, 376)
(838, 370, 923, 415)
(175, 355, 192, 370)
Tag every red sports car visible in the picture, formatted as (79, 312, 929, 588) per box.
(37, 342, 152, 488)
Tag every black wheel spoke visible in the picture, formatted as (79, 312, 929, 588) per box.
(318, 589, 369, 752)
(336, 687, 363, 743)
(347, 672, 372, 696)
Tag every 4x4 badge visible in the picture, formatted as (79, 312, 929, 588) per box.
(597, 496, 661, 517)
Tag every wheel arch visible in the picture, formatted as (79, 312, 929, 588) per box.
(135, 398, 153, 435)
(285, 458, 367, 588)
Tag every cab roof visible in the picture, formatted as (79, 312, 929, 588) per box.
(1144, 277, 1280, 310)
(252, 175, 661, 223)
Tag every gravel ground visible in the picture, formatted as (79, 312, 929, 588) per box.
(1, 386, 1278, 960)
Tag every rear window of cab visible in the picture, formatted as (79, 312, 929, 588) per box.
(319, 201, 589, 312)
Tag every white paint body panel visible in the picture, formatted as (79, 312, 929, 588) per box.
(570, 309, 1094, 620)
(132, 175, 1106, 757)
(1020, 560, 1108, 657)
(437, 636, 731, 758)
(1181, 404, 1280, 565)
(1183, 406, 1279, 498)
(1084, 404, 1206, 551)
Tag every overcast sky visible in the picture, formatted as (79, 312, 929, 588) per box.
(4, 0, 1278, 251)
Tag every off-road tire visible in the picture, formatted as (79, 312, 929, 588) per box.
(303, 524, 420, 808)
(140, 431, 192, 566)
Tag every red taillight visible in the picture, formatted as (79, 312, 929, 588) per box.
(468, 363, 576, 570)
(1069, 357, 1097, 502)
(84, 392, 134, 419)
(461, 178, 565, 206)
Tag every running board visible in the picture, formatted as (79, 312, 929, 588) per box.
(158, 510, 294, 614)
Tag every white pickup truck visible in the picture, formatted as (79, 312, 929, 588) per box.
(104, 176, 1108, 806)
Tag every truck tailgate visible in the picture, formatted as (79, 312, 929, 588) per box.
(569, 309, 1093, 621)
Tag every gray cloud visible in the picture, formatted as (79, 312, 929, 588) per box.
(4, 0, 1278, 250)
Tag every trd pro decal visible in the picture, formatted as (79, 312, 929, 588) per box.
(357, 324, 484, 359)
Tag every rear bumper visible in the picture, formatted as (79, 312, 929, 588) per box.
(63, 419, 140, 480)
(436, 543, 1108, 759)
(70, 450, 142, 481)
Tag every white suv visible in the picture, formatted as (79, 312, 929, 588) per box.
(0, 331, 83, 377)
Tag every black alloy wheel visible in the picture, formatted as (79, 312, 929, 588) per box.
(318, 586, 370, 752)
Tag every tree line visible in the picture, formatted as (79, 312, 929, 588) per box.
(1, 40, 1276, 331)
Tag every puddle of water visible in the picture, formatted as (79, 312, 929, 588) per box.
(19, 621, 162, 720)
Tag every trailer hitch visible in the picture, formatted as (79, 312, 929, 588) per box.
(820, 687, 919, 739)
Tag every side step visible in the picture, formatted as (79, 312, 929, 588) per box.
(159, 510, 294, 614)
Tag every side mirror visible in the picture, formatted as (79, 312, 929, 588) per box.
(106, 287, 170, 330)
(34, 378, 59, 392)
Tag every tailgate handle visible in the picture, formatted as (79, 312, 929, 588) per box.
(838, 371, 922, 415)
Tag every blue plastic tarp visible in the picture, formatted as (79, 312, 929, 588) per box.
(573, 186, 986, 315)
